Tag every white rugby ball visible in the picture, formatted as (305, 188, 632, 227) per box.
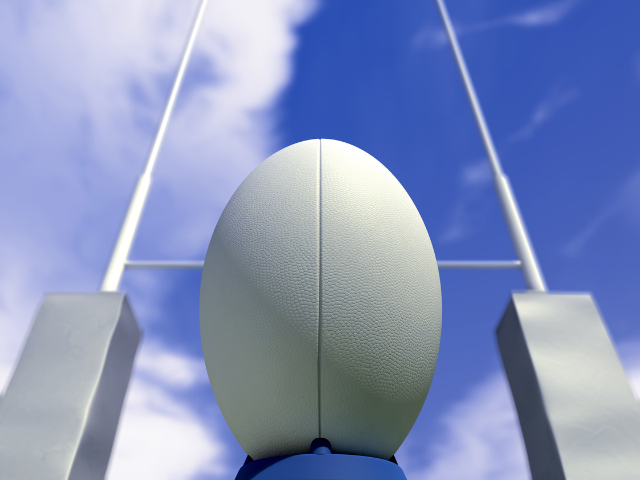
(200, 139, 441, 461)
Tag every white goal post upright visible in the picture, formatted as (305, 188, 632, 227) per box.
(101, 0, 211, 292)
(434, 0, 547, 292)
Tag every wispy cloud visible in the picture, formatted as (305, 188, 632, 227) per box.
(413, 27, 448, 49)
(617, 339, 640, 403)
(415, 0, 583, 49)
(461, 159, 493, 187)
(509, 87, 580, 143)
(0, 238, 51, 395)
(106, 344, 226, 480)
(439, 158, 492, 244)
(633, 51, 640, 82)
(398, 373, 529, 480)
(439, 85, 579, 244)
(563, 170, 640, 257)
(135, 342, 210, 390)
(483, 0, 582, 29)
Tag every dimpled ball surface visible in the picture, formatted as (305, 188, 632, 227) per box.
(200, 139, 441, 461)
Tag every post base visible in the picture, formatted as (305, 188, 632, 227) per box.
(236, 440, 406, 480)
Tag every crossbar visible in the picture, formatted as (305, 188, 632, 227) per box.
(124, 260, 523, 270)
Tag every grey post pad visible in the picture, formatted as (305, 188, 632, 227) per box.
(0, 293, 141, 480)
(497, 292, 640, 480)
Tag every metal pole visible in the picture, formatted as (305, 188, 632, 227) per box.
(433, 0, 547, 292)
(101, 0, 211, 292)
(437, 260, 521, 269)
(125, 260, 205, 269)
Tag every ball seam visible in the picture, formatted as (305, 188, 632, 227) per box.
(317, 138, 323, 439)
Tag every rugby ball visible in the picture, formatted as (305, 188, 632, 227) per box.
(200, 139, 441, 460)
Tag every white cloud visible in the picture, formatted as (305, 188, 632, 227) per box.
(106, 344, 226, 480)
(0, 0, 319, 368)
(135, 342, 209, 390)
(0, 0, 319, 282)
(0, 238, 49, 394)
(414, 0, 583, 49)
(399, 373, 529, 480)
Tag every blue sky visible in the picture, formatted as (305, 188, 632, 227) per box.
(1, 0, 640, 479)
